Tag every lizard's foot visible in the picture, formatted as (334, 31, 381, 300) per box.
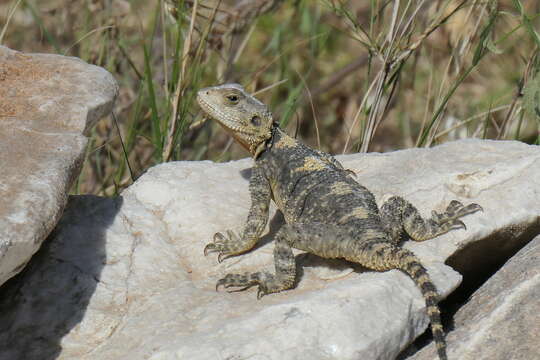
(431, 200, 483, 230)
(216, 272, 289, 299)
(204, 230, 241, 262)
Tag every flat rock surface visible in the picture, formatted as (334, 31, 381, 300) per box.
(0, 139, 538, 360)
(0, 46, 117, 285)
(409, 234, 540, 360)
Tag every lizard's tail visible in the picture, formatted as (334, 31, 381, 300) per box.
(398, 249, 447, 360)
(353, 243, 448, 360)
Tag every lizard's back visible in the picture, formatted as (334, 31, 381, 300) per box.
(260, 129, 384, 238)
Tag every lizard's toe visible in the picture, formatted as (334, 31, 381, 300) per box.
(213, 232, 227, 242)
(204, 231, 240, 259)
(215, 273, 256, 292)
(461, 203, 483, 215)
(451, 219, 466, 231)
(217, 252, 233, 263)
(446, 200, 464, 213)
(431, 210, 445, 224)
(203, 243, 217, 256)
(257, 286, 268, 299)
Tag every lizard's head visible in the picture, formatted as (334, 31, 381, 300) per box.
(197, 83, 274, 158)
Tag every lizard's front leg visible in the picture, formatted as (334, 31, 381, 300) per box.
(204, 165, 271, 262)
(215, 224, 299, 298)
(216, 223, 349, 298)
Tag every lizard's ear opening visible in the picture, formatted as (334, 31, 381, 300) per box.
(250, 115, 261, 126)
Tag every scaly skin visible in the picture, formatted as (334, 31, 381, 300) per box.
(197, 83, 482, 360)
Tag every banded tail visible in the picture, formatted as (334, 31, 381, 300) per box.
(353, 242, 448, 360)
(400, 253, 447, 360)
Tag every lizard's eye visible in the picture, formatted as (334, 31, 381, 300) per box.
(226, 94, 239, 104)
(250, 115, 261, 126)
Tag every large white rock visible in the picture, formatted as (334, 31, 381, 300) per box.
(0, 139, 538, 360)
(0, 46, 117, 285)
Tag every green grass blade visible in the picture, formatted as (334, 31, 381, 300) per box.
(142, 41, 163, 157)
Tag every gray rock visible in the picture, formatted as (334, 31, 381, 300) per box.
(408, 234, 540, 360)
(0, 139, 538, 360)
(0, 46, 117, 285)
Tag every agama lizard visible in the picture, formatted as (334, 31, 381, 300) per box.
(197, 83, 482, 360)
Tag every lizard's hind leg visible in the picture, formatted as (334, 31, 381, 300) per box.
(380, 196, 482, 243)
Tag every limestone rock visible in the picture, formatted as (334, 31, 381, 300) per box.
(0, 46, 117, 285)
(0, 139, 539, 360)
(408, 234, 540, 360)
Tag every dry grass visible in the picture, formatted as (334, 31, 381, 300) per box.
(1, 0, 539, 195)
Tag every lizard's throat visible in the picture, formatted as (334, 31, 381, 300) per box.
(209, 114, 275, 158)
(220, 125, 270, 159)
(252, 123, 280, 159)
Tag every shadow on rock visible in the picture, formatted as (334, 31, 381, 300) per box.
(0, 195, 122, 360)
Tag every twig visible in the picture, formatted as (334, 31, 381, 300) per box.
(112, 111, 134, 182)
(63, 25, 115, 56)
(0, 0, 23, 44)
(296, 69, 321, 149)
(161, 0, 169, 99)
(342, 71, 382, 154)
(252, 78, 288, 96)
(434, 105, 511, 140)
(162, 0, 200, 161)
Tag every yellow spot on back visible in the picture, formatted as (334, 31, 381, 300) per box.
(294, 156, 327, 173)
(275, 134, 298, 149)
(338, 207, 372, 224)
(330, 182, 354, 196)
(350, 207, 370, 219)
(366, 228, 385, 237)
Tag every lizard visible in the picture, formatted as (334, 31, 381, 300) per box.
(197, 83, 482, 360)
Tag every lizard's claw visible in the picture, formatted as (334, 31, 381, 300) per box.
(203, 243, 216, 256)
(203, 230, 240, 261)
(256, 283, 272, 299)
(215, 277, 228, 291)
(217, 252, 230, 263)
(451, 219, 466, 231)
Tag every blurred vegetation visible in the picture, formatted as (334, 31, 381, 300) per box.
(1, 0, 539, 196)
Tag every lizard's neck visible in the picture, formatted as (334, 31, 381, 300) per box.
(254, 125, 300, 161)
(253, 122, 281, 159)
